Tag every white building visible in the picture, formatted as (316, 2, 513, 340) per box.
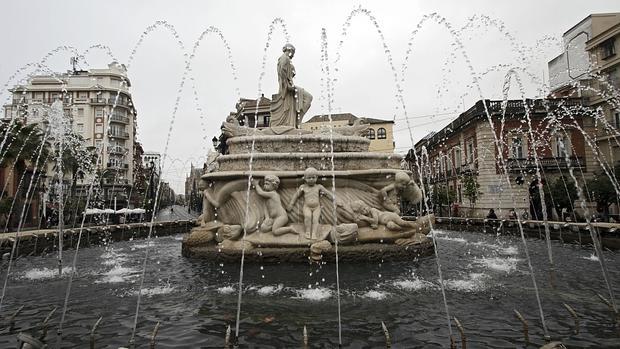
(3, 62, 138, 206)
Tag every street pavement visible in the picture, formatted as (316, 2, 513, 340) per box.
(154, 205, 199, 222)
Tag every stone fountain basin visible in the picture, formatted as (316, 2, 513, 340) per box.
(216, 152, 402, 172)
(201, 168, 408, 181)
(226, 134, 371, 154)
(182, 240, 434, 263)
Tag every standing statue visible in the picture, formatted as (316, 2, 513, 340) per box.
(270, 43, 313, 128)
(288, 167, 339, 239)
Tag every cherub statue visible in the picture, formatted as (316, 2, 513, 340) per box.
(378, 171, 422, 214)
(252, 175, 296, 236)
(288, 167, 340, 239)
(350, 200, 417, 231)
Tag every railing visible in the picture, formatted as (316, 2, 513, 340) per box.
(109, 115, 130, 124)
(106, 162, 129, 170)
(90, 98, 106, 104)
(108, 130, 129, 139)
(107, 145, 128, 154)
(505, 157, 584, 172)
(102, 178, 130, 185)
(108, 98, 131, 107)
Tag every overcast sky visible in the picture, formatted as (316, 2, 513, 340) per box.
(1, 0, 618, 192)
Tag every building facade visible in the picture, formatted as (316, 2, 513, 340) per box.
(548, 13, 620, 170)
(301, 113, 395, 153)
(184, 163, 203, 213)
(407, 98, 594, 219)
(3, 62, 138, 209)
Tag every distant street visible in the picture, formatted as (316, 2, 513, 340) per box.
(154, 205, 198, 222)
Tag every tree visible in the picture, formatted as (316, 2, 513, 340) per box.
(546, 176, 577, 220)
(462, 174, 481, 208)
(431, 185, 456, 217)
(585, 164, 620, 220)
(0, 121, 50, 229)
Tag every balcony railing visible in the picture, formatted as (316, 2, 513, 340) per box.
(110, 115, 130, 124)
(106, 162, 129, 170)
(107, 145, 128, 154)
(108, 130, 129, 139)
(505, 157, 584, 172)
(90, 98, 107, 104)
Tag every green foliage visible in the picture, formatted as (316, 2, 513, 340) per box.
(462, 174, 481, 207)
(432, 185, 456, 205)
(585, 164, 620, 210)
(0, 122, 49, 170)
(546, 176, 577, 213)
(0, 196, 13, 215)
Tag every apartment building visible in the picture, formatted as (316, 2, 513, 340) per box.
(3, 62, 137, 208)
(548, 13, 620, 168)
(407, 98, 592, 218)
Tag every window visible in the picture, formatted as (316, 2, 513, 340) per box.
(77, 108, 84, 117)
(467, 139, 475, 163)
(95, 124, 103, 133)
(377, 127, 387, 139)
(367, 128, 376, 139)
(454, 148, 462, 169)
(615, 111, 620, 128)
(602, 38, 616, 59)
(95, 108, 103, 117)
(511, 137, 523, 158)
(76, 123, 84, 133)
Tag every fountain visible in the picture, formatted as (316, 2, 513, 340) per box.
(182, 43, 435, 263)
(0, 7, 619, 349)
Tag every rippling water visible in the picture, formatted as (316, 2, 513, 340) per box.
(1, 230, 619, 348)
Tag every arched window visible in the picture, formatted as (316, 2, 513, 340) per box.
(377, 127, 387, 139)
(367, 128, 375, 139)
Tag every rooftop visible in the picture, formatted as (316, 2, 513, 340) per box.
(304, 113, 394, 124)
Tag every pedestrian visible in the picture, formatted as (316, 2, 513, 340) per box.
(486, 208, 498, 219)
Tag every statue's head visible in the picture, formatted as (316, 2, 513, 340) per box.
(394, 171, 411, 190)
(350, 200, 369, 214)
(263, 174, 280, 191)
(283, 43, 296, 58)
(303, 167, 318, 185)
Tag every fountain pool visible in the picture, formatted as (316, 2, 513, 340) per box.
(1, 229, 618, 348)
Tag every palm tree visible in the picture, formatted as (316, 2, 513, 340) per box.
(0, 121, 50, 229)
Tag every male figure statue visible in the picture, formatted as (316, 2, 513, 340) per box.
(288, 167, 338, 239)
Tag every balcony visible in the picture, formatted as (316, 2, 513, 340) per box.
(102, 177, 130, 186)
(90, 97, 107, 104)
(108, 98, 132, 107)
(109, 115, 130, 124)
(505, 157, 584, 172)
(107, 145, 128, 154)
(108, 130, 130, 139)
(106, 162, 129, 170)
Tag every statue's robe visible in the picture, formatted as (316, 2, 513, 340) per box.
(270, 53, 312, 127)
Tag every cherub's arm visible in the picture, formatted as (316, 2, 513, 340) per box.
(379, 183, 395, 202)
(252, 179, 273, 199)
(357, 213, 376, 225)
(203, 189, 220, 208)
(368, 209, 380, 227)
(287, 186, 303, 211)
(318, 185, 334, 201)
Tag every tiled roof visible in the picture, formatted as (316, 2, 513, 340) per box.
(305, 113, 393, 124)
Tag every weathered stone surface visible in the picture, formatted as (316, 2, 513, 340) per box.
(185, 227, 215, 247)
(226, 134, 370, 154)
(217, 152, 401, 172)
(182, 240, 434, 263)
